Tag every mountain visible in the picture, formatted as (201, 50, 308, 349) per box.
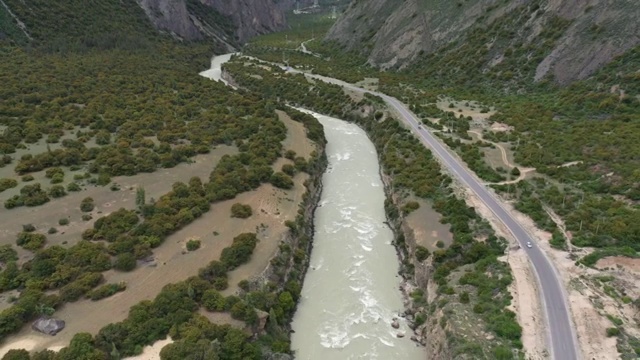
(0, 0, 286, 51)
(138, 0, 287, 48)
(326, 0, 640, 84)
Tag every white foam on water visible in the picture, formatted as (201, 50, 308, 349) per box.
(379, 337, 395, 347)
(291, 113, 425, 360)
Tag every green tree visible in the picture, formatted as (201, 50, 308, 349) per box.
(80, 197, 95, 212)
(135, 187, 146, 208)
(270, 172, 293, 189)
(230, 203, 252, 218)
(186, 239, 201, 251)
(2, 349, 30, 360)
(114, 253, 136, 272)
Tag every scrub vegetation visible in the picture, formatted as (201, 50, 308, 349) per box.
(224, 55, 522, 357)
(245, 5, 640, 266)
(0, 1, 329, 358)
(241, 6, 640, 356)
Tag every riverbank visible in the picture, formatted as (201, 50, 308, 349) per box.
(290, 111, 425, 359)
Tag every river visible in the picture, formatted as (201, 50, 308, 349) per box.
(291, 111, 424, 360)
(201, 54, 424, 359)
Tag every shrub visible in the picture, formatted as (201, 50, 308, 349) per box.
(22, 224, 36, 232)
(414, 312, 426, 327)
(50, 173, 64, 184)
(0, 178, 18, 192)
(59, 218, 70, 226)
(402, 201, 420, 214)
(47, 227, 58, 234)
(436, 240, 445, 248)
(473, 303, 486, 314)
(114, 253, 136, 271)
(82, 214, 92, 221)
(270, 172, 294, 189)
(459, 291, 470, 304)
(2, 349, 30, 360)
(281, 164, 296, 176)
(202, 289, 226, 311)
(186, 239, 201, 251)
(67, 182, 81, 192)
(96, 173, 111, 186)
(45, 167, 64, 179)
(415, 246, 430, 262)
(48, 185, 66, 198)
(60, 272, 104, 302)
(21, 175, 34, 182)
(238, 279, 250, 292)
(230, 203, 252, 218)
(511, 167, 520, 177)
(87, 282, 126, 301)
(493, 346, 513, 360)
(284, 150, 296, 160)
(220, 233, 258, 270)
(16, 232, 46, 251)
(606, 327, 620, 337)
(80, 197, 95, 212)
(0, 245, 18, 263)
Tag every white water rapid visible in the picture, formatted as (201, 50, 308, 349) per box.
(291, 111, 425, 360)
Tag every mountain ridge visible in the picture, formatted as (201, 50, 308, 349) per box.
(0, 0, 287, 50)
(326, 0, 640, 84)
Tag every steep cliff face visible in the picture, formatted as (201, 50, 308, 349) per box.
(0, 0, 286, 50)
(327, 0, 640, 84)
(204, 0, 286, 42)
(137, 0, 287, 47)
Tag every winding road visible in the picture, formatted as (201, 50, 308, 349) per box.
(215, 52, 580, 359)
(295, 72, 580, 360)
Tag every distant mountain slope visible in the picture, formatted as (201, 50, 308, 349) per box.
(0, 0, 286, 51)
(138, 0, 287, 47)
(326, 0, 640, 84)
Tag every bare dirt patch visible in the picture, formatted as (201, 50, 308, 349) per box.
(404, 198, 453, 251)
(277, 110, 315, 160)
(0, 181, 298, 352)
(198, 310, 245, 331)
(0, 146, 237, 262)
(596, 257, 640, 275)
(0, 110, 318, 353)
(122, 337, 173, 360)
(435, 97, 496, 121)
(489, 122, 513, 132)
(354, 78, 379, 91)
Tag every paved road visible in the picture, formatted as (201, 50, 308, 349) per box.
(235, 55, 579, 359)
(381, 95, 579, 360)
(299, 72, 580, 360)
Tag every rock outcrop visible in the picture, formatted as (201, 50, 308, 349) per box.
(32, 317, 65, 336)
(326, 0, 640, 84)
(137, 0, 287, 48)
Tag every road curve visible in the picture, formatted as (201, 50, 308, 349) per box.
(381, 96, 579, 360)
(232, 54, 579, 359)
(298, 72, 579, 360)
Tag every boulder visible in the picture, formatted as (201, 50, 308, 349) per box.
(396, 332, 405, 338)
(32, 317, 65, 336)
(391, 319, 400, 329)
(256, 309, 270, 334)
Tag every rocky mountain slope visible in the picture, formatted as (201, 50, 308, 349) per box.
(0, 0, 287, 50)
(138, 0, 286, 47)
(326, 0, 640, 84)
